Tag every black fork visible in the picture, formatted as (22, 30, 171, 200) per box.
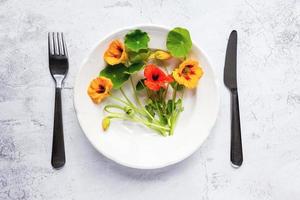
(48, 32, 69, 169)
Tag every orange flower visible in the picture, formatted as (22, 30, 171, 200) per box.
(104, 39, 127, 65)
(87, 77, 113, 104)
(172, 59, 203, 89)
(144, 64, 173, 91)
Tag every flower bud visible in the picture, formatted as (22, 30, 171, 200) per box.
(149, 50, 171, 60)
(124, 106, 134, 116)
(102, 117, 110, 131)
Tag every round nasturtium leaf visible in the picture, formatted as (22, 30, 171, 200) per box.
(99, 64, 130, 89)
(166, 27, 192, 58)
(125, 29, 150, 52)
(128, 49, 151, 63)
(126, 62, 145, 74)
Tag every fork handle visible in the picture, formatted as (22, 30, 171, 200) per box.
(230, 89, 243, 167)
(51, 87, 66, 169)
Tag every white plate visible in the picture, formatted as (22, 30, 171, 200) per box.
(74, 25, 219, 169)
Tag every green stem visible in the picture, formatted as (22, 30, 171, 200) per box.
(120, 87, 135, 106)
(169, 105, 182, 135)
(169, 113, 178, 135)
(144, 121, 170, 131)
(104, 104, 124, 112)
(109, 87, 170, 135)
(107, 114, 170, 132)
(128, 79, 158, 122)
(172, 83, 177, 111)
(130, 77, 142, 107)
(103, 105, 125, 116)
(110, 94, 131, 106)
(108, 114, 135, 121)
(164, 83, 169, 100)
(143, 109, 155, 121)
(181, 88, 185, 98)
(110, 94, 145, 118)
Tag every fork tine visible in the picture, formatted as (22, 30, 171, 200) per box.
(52, 32, 59, 55)
(48, 32, 54, 56)
(61, 33, 68, 57)
(56, 32, 62, 55)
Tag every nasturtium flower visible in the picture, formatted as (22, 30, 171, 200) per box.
(144, 64, 173, 91)
(87, 76, 113, 104)
(149, 50, 171, 60)
(172, 59, 203, 89)
(104, 39, 127, 65)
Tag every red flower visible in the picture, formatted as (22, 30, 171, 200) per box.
(144, 64, 173, 91)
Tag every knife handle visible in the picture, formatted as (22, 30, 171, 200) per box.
(230, 89, 243, 167)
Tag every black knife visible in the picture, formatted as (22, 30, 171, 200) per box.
(224, 30, 243, 167)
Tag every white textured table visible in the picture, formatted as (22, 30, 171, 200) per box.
(1, 0, 300, 199)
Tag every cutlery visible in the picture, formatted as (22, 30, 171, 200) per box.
(224, 30, 243, 167)
(48, 32, 68, 169)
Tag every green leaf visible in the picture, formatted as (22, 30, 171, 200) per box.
(128, 49, 150, 63)
(126, 62, 145, 75)
(99, 64, 130, 89)
(166, 27, 192, 58)
(136, 79, 146, 91)
(125, 29, 150, 52)
(167, 100, 173, 114)
(159, 114, 168, 125)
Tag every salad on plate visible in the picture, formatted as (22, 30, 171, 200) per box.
(87, 27, 204, 136)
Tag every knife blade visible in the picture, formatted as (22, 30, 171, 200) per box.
(224, 30, 243, 167)
(224, 30, 237, 89)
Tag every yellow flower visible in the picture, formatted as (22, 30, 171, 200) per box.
(172, 59, 204, 89)
(104, 39, 127, 65)
(149, 50, 171, 60)
(87, 76, 113, 104)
